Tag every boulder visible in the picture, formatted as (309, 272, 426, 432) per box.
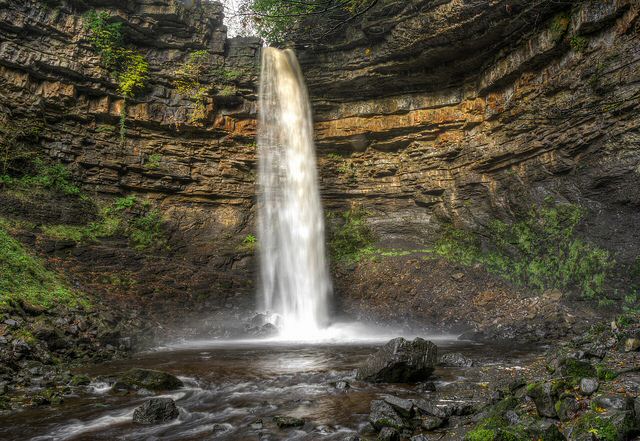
(418, 414, 445, 430)
(356, 338, 437, 383)
(567, 410, 635, 441)
(526, 381, 564, 418)
(117, 368, 183, 391)
(369, 400, 406, 430)
(132, 398, 179, 424)
(273, 415, 305, 428)
(438, 352, 473, 367)
(377, 427, 400, 441)
(579, 378, 599, 395)
(382, 395, 414, 417)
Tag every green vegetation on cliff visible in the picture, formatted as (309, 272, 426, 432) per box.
(0, 224, 87, 310)
(42, 196, 168, 252)
(174, 50, 209, 124)
(328, 208, 375, 262)
(436, 202, 613, 300)
(84, 10, 149, 140)
(239, 0, 377, 43)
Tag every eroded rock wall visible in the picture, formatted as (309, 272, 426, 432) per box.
(301, 0, 639, 260)
(297, 0, 640, 333)
(0, 0, 261, 325)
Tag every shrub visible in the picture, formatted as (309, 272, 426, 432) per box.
(2, 159, 80, 196)
(174, 50, 210, 123)
(570, 36, 588, 52)
(145, 153, 162, 170)
(0, 120, 42, 175)
(84, 10, 149, 140)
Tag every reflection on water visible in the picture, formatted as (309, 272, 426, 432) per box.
(0, 340, 541, 441)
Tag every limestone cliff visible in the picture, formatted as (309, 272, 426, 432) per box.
(0, 0, 261, 328)
(1, 0, 639, 340)
(297, 0, 640, 336)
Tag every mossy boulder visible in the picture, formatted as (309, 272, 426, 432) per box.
(557, 358, 596, 386)
(70, 374, 91, 386)
(117, 368, 183, 391)
(526, 381, 565, 418)
(567, 411, 635, 441)
(369, 400, 406, 431)
(273, 415, 305, 428)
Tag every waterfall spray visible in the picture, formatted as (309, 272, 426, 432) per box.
(257, 47, 332, 339)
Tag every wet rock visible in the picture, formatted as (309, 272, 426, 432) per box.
(414, 399, 448, 419)
(382, 395, 414, 417)
(526, 381, 564, 418)
(3, 319, 18, 328)
(249, 419, 263, 430)
(335, 380, 350, 390)
(579, 378, 599, 395)
(505, 410, 520, 425)
(117, 368, 183, 391)
(343, 436, 360, 441)
(356, 337, 437, 383)
(377, 427, 399, 441)
(70, 375, 91, 387)
(273, 415, 305, 428)
(369, 400, 406, 430)
(410, 436, 428, 441)
(438, 352, 473, 367)
(416, 381, 436, 392)
(624, 337, 640, 352)
(418, 414, 444, 430)
(490, 390, 505, 404)
(32, 388, 64, 406)
(132, 398, 179, 424)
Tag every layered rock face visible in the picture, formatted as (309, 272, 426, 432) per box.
(297, 0, 640, 333)
(304, 0, 639, 251)
(0, 0, 261, 324)
(1, 0, 639, 339)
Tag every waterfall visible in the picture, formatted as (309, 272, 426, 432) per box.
(257, 47, 332, 339)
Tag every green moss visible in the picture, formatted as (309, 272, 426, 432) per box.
(144, 153, 162, 170)
(550, 13, 570, 42)
(559, 359, 596, 386)
(2, 159, 81, 196)
(466, 429, 496, 441)
(573, 413, 619, 441)
(14, 328, 36, 345)
(570, 36, 588, 52)
(328, 208, 375, 262)
(595, 364, 618, 381)
(129, 209, 166, 251)
(0, 226, 89, 310)
(217, 85, 236, 96)
(40, 196, 166, 251)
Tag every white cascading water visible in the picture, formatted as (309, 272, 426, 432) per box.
(257, 47, 332, 340)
